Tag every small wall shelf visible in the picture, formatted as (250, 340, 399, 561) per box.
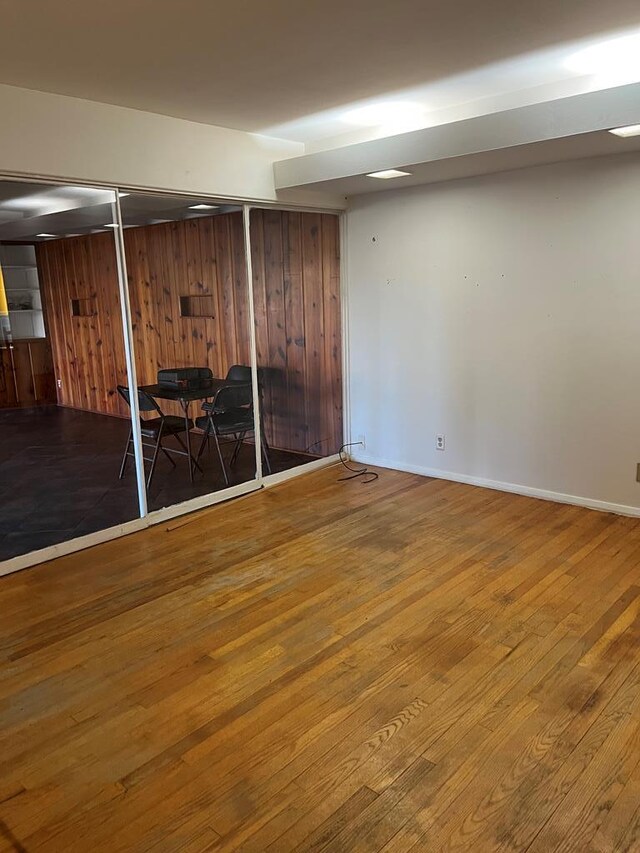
(180, 294, 216, 318)
(71, 298, 97, 317)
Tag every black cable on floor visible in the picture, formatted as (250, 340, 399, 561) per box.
(338, 442, 379, 484)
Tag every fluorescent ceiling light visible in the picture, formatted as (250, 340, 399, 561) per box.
(189, 203, 218, 210)
(36, 233, 56, 238)
(104, 223, 119, 228)
(343, 101, 426, 130)
(608, 124, 640, 137)
(118, 192, 130, 198)
(367, 169, 412, 179)
(565, 33, 640, 83)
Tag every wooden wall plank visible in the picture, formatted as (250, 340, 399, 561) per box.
(213, 216, 237, 372)
(249, 213, 272, 442)
(156, 225, 179, 383)
(283, 212, 307, 451)
(229, 212, 251, 367)
(37, 211, 342, 454)
(301, 212, 325, 453)
(183, 219, 206, 372)
(198, 216, 223, 376)
(263, 210, 287, 451)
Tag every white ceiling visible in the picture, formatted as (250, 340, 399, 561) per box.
(1, 0, 640, 147)
(267, 41, 640, 151)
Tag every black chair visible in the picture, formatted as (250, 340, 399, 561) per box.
(218, 364, 272, 472)
(224, 366, 271, 461)
(117, 385, 198, 488)
(195, 366, 271, 485)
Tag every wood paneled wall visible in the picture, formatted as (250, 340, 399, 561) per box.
(38, 232, 127, 416)
(250, 210, 342, 455)
(36, 211, 342, 454)
(126, 214, 251, 395)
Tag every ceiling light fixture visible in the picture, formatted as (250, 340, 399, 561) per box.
(104, 223, 119, 228)
(367, 169, 412, 179)
(608, 124, 640, 137)
(189, 203, 219, 210)
(36, 233, 56, 238)
(118, 192, 130, 198)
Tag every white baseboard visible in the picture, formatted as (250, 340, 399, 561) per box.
(352, 453, 640, 518)
(262, 453, 340, 487)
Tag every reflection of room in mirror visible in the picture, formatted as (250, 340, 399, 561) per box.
(0, 180, 343, 562)
(0, 179, 138, 562)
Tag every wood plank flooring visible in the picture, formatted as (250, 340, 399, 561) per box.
(1, 466, 639, 852)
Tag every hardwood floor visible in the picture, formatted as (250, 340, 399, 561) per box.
(1, 466, 639, 852)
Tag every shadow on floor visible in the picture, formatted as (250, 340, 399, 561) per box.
(0, 406, 314, 562)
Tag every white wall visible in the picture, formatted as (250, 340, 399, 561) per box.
(0, 84, 343, 207)
(347, 153, 640, 514)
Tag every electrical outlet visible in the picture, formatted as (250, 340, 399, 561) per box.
(57, 378, 62, 389)
(436, 434, 445, 451)
(355, 434, 366, 450)
(636, 463, 640, 483)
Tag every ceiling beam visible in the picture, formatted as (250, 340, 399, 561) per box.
(273, 82, 640, 191)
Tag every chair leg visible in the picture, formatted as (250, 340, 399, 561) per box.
(261, 443, 272, 475)
(196, 423, 211, 461)
(175, 432, 203, 474)
(160, 445, 177, 467)
(259, 420, 271, 453)
(119, 427, 132, 479)
(229, 433, 244, 467)
(147, 426, 163, 489)
(212, 429, 230, 486)
(260, 425, 272, 474)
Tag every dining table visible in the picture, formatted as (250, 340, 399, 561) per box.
(139, 378, 250, 481)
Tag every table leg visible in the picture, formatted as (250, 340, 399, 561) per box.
(183, 400, 194, 482)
